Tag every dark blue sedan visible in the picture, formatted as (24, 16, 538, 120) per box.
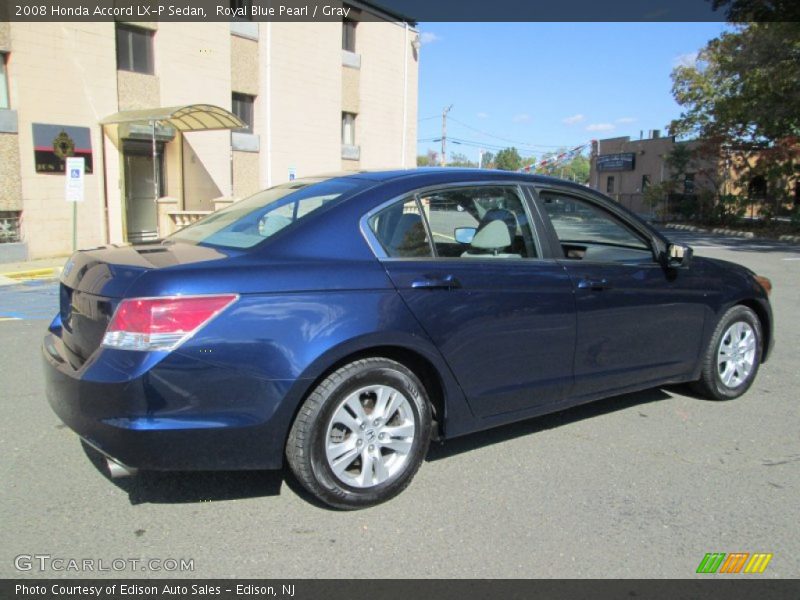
(43, 169, 774, 508)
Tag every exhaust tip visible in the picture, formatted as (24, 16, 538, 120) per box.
(106, 457, 138, 479)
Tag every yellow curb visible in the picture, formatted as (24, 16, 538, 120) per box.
(2, 267, 61, 280)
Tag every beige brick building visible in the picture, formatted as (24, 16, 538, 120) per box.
(589, 132, 713, 216)
(590, 132, 799, 218)
(0, 5, 419, 260)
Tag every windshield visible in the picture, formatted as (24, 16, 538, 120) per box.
(168, 178, 364, 249)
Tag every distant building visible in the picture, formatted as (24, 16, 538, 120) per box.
(0, 5, 419, 260)
(590, 131, 710, 216)
(590, 131, 799, 218)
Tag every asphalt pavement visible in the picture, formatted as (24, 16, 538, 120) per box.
(1, 230, 798, 578)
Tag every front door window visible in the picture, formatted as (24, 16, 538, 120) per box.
(123, 140, 164, 243)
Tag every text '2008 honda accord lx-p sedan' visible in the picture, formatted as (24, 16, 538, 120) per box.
(43, 169, 774, 509)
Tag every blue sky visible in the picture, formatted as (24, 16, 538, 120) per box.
(414, 22, 729, 163)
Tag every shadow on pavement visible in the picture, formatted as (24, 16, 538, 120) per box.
(81, 441, 284, 505)
(79, 386, 678, 506)
(427, 387, 672, 462)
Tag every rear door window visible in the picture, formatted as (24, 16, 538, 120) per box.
(368, 198, 433, 258)
(367, 185, 539, 260)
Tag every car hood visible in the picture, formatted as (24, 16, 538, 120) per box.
(694, 256, 756, 278)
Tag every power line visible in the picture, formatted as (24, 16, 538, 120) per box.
(418, 135, 563, 153)
(447, 117, 566, 149)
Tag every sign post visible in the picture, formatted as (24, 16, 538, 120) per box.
(65, 156, 85, 251)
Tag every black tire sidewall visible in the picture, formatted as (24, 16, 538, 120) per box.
(708, 306, 762, 399)
(307, 361, 431, 507)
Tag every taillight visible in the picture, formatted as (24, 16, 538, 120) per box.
(102, 294, 238, 351)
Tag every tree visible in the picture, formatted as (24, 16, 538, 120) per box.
(494, 147, 522, 171)
(670, 22, 800, 146)
(448, 152, 477, 168)
(709, 0, 800, 22)
(670, 22, 800, 217)
(417, 149, 438, 167)
(535, 150, 590, 183)
(519, 155, 537, 170)
(480, 151, 495, 169)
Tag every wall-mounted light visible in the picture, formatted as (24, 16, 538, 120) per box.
(411, 34, 421, 52)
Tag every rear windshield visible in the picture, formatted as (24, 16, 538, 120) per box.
(168, 178, 364, 249)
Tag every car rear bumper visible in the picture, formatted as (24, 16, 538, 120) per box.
(43, 332, 302, 472)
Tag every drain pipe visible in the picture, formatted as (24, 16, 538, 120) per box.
(401, 23, 409, 168)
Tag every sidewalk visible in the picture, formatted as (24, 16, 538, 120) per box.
(0, 256, 68, 287)
(664, 222, 800, 243)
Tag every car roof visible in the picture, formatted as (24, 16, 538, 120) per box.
(327, 167, 594, 194)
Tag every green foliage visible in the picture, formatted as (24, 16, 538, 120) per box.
(791, 207, 800, 229)
(480, 151, 495, 169)
(448, 152, 478, 168)
(536, 150, 590, 183)
(670, 22, 800, 147)
(494, 147, 523, 171)
(644, 182, 669, 208)
(712, 194, 748, 225)
(710, 0, 800, 24)
(417, 150, 439, 167)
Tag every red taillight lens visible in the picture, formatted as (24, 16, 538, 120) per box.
(102, 294, 237, 351)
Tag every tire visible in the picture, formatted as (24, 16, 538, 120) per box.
(286, 357, 432, 509)
(692, 305, 763, 401)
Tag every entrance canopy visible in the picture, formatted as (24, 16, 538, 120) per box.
(100, 104, 244, 132)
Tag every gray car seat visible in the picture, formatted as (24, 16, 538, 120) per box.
(462, 208, 522, 258)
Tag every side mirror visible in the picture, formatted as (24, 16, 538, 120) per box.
(666, 242, 693, 269)
(454, 227, 476, 245)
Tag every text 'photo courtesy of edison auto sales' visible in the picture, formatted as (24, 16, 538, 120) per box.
(43, 169, 774, 509)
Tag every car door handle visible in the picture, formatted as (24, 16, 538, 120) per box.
(411, 274, 462, 290)
(577, 278, 611, 291)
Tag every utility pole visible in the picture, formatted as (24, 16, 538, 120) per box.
(440, 104, 453, 166)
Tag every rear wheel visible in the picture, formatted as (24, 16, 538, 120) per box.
(693, 305, 762, 400)
(286, 357, 432, 509)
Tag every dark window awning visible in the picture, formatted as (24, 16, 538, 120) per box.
(100, 104, 244, 132)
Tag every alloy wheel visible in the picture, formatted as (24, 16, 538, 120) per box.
(324, 385, 416, 488)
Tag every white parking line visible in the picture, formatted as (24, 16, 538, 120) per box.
(782, 258, 800, 261)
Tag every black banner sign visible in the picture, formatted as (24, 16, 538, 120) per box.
(4, 579, 800, 600)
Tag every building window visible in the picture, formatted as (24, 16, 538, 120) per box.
(116, 25, 154, 74)
(342, 112, 356, 146)
(0, 211, 22, 244)
(684, 173, 695, 195)
(641, 174, 650, 192)
(232, 93, 255, 133)
(606, 175, 615, 194)
(342, 18, 357, 52)
(0, 53, 8, 109)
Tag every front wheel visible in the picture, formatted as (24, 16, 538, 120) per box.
(286, 357, 432, 509)
(693, 305, 763, 400)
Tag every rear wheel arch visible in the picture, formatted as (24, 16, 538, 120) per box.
(287, 343, 448, 447)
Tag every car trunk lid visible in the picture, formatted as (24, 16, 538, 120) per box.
(59, 242, 231, 362)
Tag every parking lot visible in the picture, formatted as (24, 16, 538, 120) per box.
(1, 229, 798, 578)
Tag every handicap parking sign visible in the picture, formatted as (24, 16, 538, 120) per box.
(65, 157, 85, 202)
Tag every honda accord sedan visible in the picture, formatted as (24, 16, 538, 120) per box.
(43, 169, 774, 509)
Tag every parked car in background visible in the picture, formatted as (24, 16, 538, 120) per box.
(43, 169, 773, 509)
